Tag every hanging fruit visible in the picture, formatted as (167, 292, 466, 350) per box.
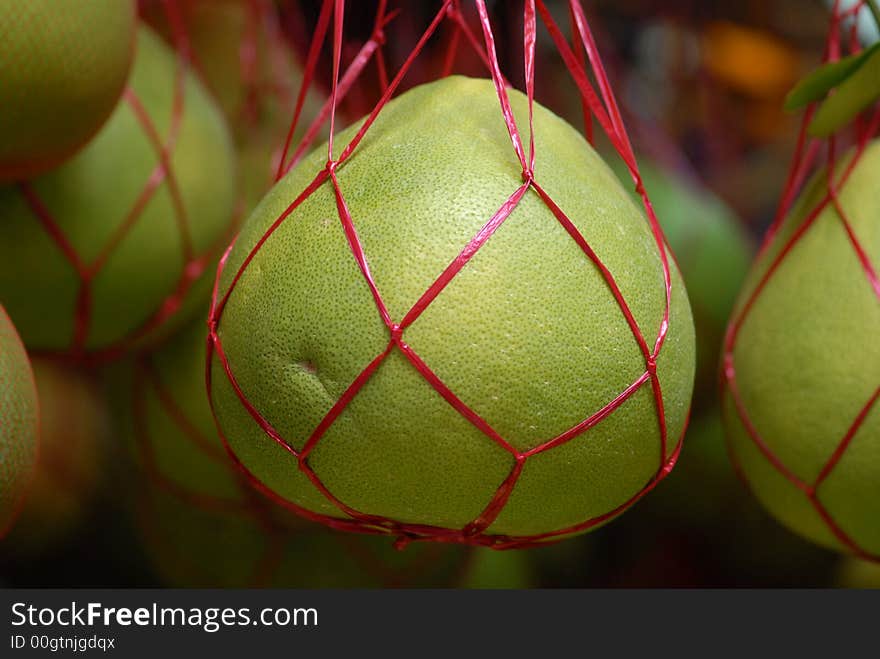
(209, 74, 695, 546)
(0, 0, 137, 181)
(0, 27, 237, 362)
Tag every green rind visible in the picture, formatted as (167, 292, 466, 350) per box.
(0, 305, 38, 536)
(724, 140, 880, 556)
(0, 27, 236, 353)
(0, 0, 137, 180)
(212, 76, 695, 538)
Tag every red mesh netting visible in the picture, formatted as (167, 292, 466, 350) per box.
(721, 0, 880, 563)
(20, 1, 239, 366)
(131, 351, 304, 587)
(208, 0, 683, 550)
(131, 347, 471, 586)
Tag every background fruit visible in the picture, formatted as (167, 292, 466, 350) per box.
(2, 359, 109, 553)
(143, 0, 325, 211)
(0, 306, 38, 537)
(835, 557, 880, 588)
(211, 75, 695, 541)
(0, 0, 136, 181)
(0, 27, 236, 358)
(723, 140, 880, 559)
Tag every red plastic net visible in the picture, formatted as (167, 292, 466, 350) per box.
(722, 0, 880, 563)
(208, 0, 682, 550)
(132, 344, 470, 586)
(19, 1, 239, 366)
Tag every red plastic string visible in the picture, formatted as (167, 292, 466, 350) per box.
(208, 1, 680, 549)
(19, 0, 237, 366)
(722, 0, 880, 563)
(132, 348, 301, 585)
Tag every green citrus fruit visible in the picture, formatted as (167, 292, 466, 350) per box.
(835, 558, 880, 588)
(143, 0, 326, 217)
(211, 75, 695, 541)
(0, 0, 137, 181)
(3, 359, 108, 552)
(0, 27, 236, 356)
(723, 140, 880, 559)
(461, 547, 534, 588)
(112, 318, 467, 587)
(0, 305, 38, 536)
(611, 158, 753, 402)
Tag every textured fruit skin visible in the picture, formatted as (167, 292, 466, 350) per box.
(611, 159, 753, 400)
(0, 306, 38, 537)
(723, 140, 880, 559)
(113, 319, 467, 587)
(0, 0, 136, 181)
(211, 76, 695, 540)
(0, 28, 237, 355)
(3, 359, 108, 552)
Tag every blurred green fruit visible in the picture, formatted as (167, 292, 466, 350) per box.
(0, 27, 236, 359)
(143, 0, 325, 215)
(0, 305, 37, 537)
(211, 75, 695, 542)
(143, 0, 295, 130)
(0, 0, 136, 180)
(460, 548, 534, 589)
(723, 140, 880, 560)
(4, 359, 109, 552)
(835, 558, 880, 588)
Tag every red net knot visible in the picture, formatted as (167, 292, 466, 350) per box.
(723, 353, 735, 380)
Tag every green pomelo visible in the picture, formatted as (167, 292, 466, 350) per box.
(0, 306, 38, 536)
(723, 140, 880, 557)
(211, 76, 696, 539)
(112, 317, 469, 587)
(143, 0, 324, 135)
(3, 359, 109, 553)
(610, 158, 753, 403)
(143, 0, 300, 129)
(144, 0, 325, 216)
(0, 27, 237, 354)
(835, 558, 880, 588)
(0, 0, 136, 181)
(460, 547, 534, 589)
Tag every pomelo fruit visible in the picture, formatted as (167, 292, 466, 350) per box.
(3, 359, 109, 553)
(143, 0, 326, 218)
(142, 0, 312, 133)
(461, 547, 534, 588)
(0, 305, 38, 537)
(835, 558, 880, 588)
(0, 0, 136, 181)
(210, 75, 696, 542)
(112, 318, 467, 587)
(722, 139, 880, 560)
(610, 158, 753, 404)
(0, 27, 237, 359)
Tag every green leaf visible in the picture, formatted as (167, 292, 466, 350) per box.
(808, 46, 880, 136)
(785, 43, 880, 111)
